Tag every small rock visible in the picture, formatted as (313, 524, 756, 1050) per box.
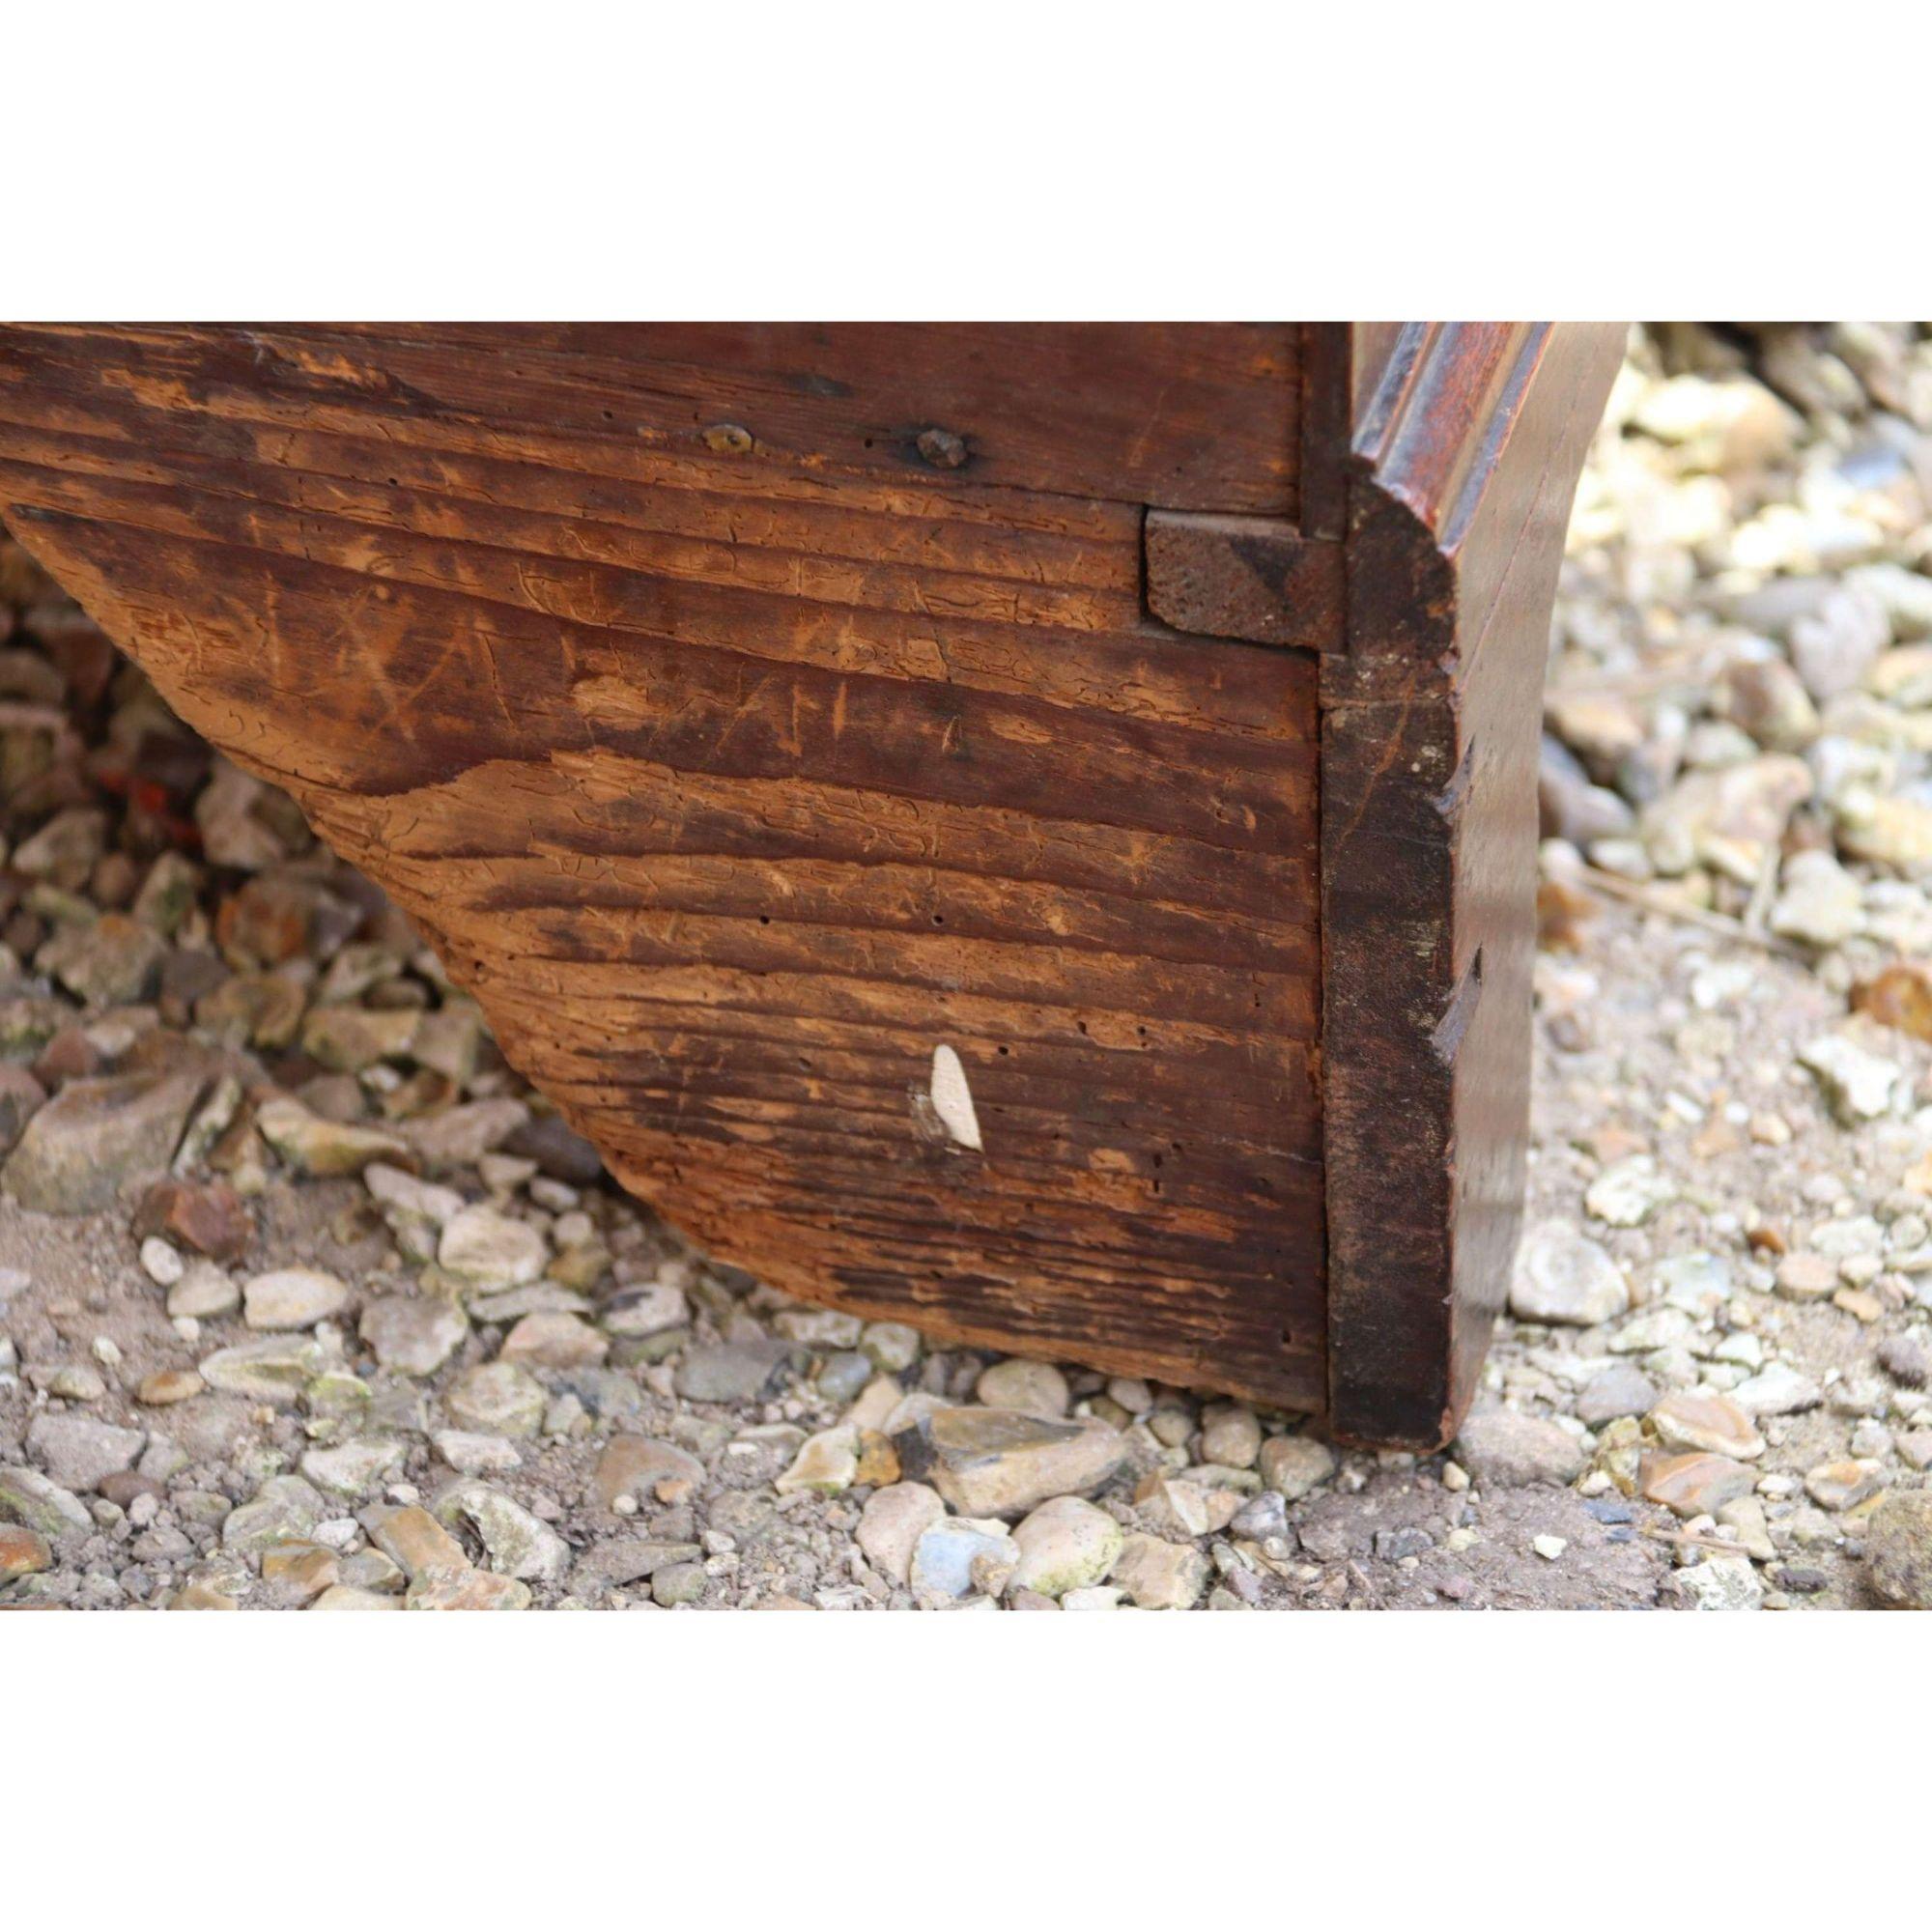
(359, 1294, 469, 1377)
(1576, 1364, 1659, 1427)
(775, 1425, 861, 1496)
(1673, 1555, 1765, 1612)
(892, 1406, 1128, 1520)
(1454, 1409, 1584, 1488)
(498, 1310, 607, 1369)
(674, 1340, 796, 1404)
(2, 1069, 205, 1213)
(1799, 1032, 1901, 1124)
(1007, 1495, 1124, 1599)
(974, 1357, 1070, 1418)
(242, 1264, 353, 1330)
(1804, 1461, 1882, 1512)
(0, 1465, 94, 1539)
(591, 1435, 704, 1512)
(908, 1517, 1018, 1601)
(1510, 1220, 1630, 1325)
(1111, 1532, 1211, 1610)
(431, 1478, 570, 1583)
(0, 1521, 53, 1583)
(197, 1332, 330, 1404)
(855, 1482, 946, 1585)
(444, 1362, 547, 1438)
(1733, 1361, 1824, 1414)
(438, 1203, 547, 1292)
(300, 1437, 408, 1497)
(1256, 1434, 1337, 1501)
(255, 1094, 413, 1177)
(1865, 1491, 1932, 1607)
(25, 1412, 144, 1492)
(135, 1369, 205, 1406)
(1648, 1391, 1766, 1462)
(1640, 1451, 1757, 1519)
(1584, 1154, 1676, 1227)
(168, 1261, 242, 1321)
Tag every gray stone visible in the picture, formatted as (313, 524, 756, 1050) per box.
(1800, 1032, 1901, 1124)
(674, 1339, 797, 1404)
(908, 1516, 1018, 1600)
(2, 1069, 204, 1213)
(221, 1475, 328, 1554)
(1576, 1364, 1659, 1428)
(431, 1477, 570, 1583)
(25, 1412, 144, 1492)
(0, 1463, 94, 1538)
(1454, 1408, 1584, 1488)
(360, 1294, 469, 1376)
(892, 1406, 1128, 1520)
(197, 1333, 332, 1404)
(1865, 1491, 1932, 1608)
(438, 1204, 547, 1291)
(444, 1361, 547, 1438)
(1256, 1434, 1337, 1502)
(974, 1357, 1070, 1418)
(299, 1437, 408, 1497)
(1510, 1220, 1630, 1325)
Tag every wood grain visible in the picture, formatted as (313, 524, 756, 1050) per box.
(1320, 322, 1627, 1446)
(0, 323, 1327, 1410)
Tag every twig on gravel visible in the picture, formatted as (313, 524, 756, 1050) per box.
(1579, 865, 1806, 959)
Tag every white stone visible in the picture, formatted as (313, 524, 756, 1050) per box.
(242, 1265, 354, 1330)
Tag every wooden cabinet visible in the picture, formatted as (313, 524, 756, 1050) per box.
(0, 322, 1624, 1444)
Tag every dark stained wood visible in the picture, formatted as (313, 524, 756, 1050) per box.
(0, 321, 1624, 1442)
(0, 323, 1327, 1410)
(0, 322, 1302, 515)
(1320, 323, 1627, 1447)
(1143, 513, 1343, 649)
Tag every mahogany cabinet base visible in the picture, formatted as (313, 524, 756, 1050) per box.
(0, 322, 1624, 1446)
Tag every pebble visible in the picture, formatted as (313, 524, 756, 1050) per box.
(1641, 1451, 1758, 1519)
(438, 1204, 547, 1291)
(1510, 1221, 1630, 1324)
(1454, 1409, 1584, 1488)
(168, 1261, 241, 1321)
(359, 1294, 469, 1376)
(243, 1265, 354, 1330)
(0, 1069, 205, 1213)
(1256, 1434, 1337, 1501)
(1673, 1555, 1765, 1611)
(891, 1406, 1127, 1520)
(1799, 1032, 1901, 1123)
(25, 1413, 144, 1492)
(1584, 1155, 1676, 1227)
(775, 1426, 861, 1496)
(444, 1362, 547, 1438)
(591, 1435, 705, 1512)
(1576, 1364, 1659, 1427)
(974, 1356, 1070, 1418)
(499, 1310, 608, 1369)
(1110, 1533, 1210, 1610)
(1864, 1491, 1932, 1607)
(855, 1482, 946, 1586)
(1733, 1362, 1824, 1415)
(1647, 1391, 1766, 1462)
(1007, 1495, 1124, 1599)
(908, 1517, 1018, 1601)
(1199, 1404, 1263, 1469)
(1804, 1461, 1882, 1512)
(674, 1340, 796, 1404)
(431, 1478, 571, 1583)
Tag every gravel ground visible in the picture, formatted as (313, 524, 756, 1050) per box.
(7, 321, 1932, 1611)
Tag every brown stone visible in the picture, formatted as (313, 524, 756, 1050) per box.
(1640, 1450, 1758, 1519)
(132, 1176, 254, 1260)
(1852, 962, 1932, 1041)
(135, 1369, 207, 1406)
(1647, 1391, 1766, 1462)
(591, 1435, 705, 1512)
(0, 1522, 53, 1584)
(262, 1545, 340, 1602)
